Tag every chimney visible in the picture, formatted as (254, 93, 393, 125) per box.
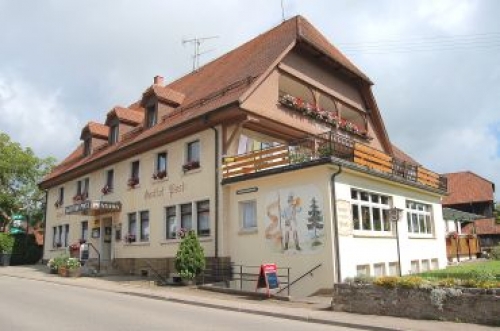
(153, 75, 164, 86)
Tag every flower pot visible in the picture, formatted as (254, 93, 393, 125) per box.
(0, 253, 11, 267)
(58, 266, 68, 277)
(68, 268, 81, 278)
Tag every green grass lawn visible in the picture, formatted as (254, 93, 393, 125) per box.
(419, 260, 500, 279)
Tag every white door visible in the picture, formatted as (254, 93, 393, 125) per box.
(101, 217, 112, 262)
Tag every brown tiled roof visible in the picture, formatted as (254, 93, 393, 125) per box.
(462, 218, 500, 235)
(391, 144, 420, 166)
(143, 85, 185, 106)
(41, 15, 374, 187)
(81, 121, 109, 140)
(106, 106, 144, 125)
(442, 171, 495, 205)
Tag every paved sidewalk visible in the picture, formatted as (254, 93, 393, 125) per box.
(0, 265, 494, 331)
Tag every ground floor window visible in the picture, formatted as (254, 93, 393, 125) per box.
(81, 221, 88, 241)
(406, 201, 433, 235)
(351, 188, 391, 233)
(373, 263, 386, 277)
(165, 200, 211, 239)
(239, 200, 257, 230)
(356, 264, 370, 277)
(411, 260, 420, 274)
(431, 258, 439, 270)
(52, 224, 69, 248)
(388, 262, 399, 276)
(127, 213, 137, 242)
(140, 211, 150, 242)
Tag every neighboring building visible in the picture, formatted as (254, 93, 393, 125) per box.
(40, 16, 448, 296)
(442, 171, 499, 251)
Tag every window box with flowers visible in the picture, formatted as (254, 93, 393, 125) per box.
(124, 234, 136, 244)
(101, 185, 113, 195)
(152, 170, 167, 180)
(278, 94, 369, 139)
(182, 161, 200, 172)
(54, 200, 63, 208)
(127, 177, 139, 188)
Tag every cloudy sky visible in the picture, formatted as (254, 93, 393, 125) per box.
(1, 0, 499, 196)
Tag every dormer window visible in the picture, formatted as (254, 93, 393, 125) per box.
(146, 105, 157, 128)
(109, 124, 119, 145)
(83, 138, 91, 157)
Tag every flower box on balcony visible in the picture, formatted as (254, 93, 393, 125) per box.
(101, 185, 113, 195)
(152, 170, 167, 180)
(127, 177, 139, 188)
(182, 161, 200, 172)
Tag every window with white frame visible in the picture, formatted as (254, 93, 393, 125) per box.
(146, 105, 157, 128)
(140, 211, 150, 242)
(388, 262, 399, 276)
(410, 260, 420, 274)
(81, 221, 88, 241)
(109, 124, 119, 145)
(165, 206, 176, 239)
(421, 259, 430, 272)
(239, 200, 257, 229)
(105, 169, 114, 190)
(356, 264, 370, 277)
(52, 227, 57, 247)
(187, 140, 200, 163)
(128, 213, 137, 242)
(431, 258, 439, 270)
(58, 225, 63, 246)
(197, 200, 210, 237)
(373, 263, 386, 277)
(131, 161, 140, 183)
(406, 201, 433, 234)
(180, 203, 192, 231)
(64, 224, 69, 247)
(351, 189, 391, 232)
(58, 187, 64, 204)
(156, 152, 167, 173)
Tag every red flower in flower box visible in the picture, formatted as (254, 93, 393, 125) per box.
(127, 177, 139, 188)
(101, 185, 112, 195)
(152, 170, 167, 180)
(182, 161, 200, 172)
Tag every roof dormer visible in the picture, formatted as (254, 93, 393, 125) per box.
(105, 106, 144, 145)
(80, 122, 109, 157)
(141, 75, 185, 128)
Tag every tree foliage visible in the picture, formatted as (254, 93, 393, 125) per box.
(175, 230, 205, 280)
(0, 133, 56, 227)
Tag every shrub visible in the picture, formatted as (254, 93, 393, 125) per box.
(398, 276, 424, 288)
(490, 245, 500, 260)
(175, 230, 205, 281)
(439, 278, 459, 287)
(0, 233, 15, 253)
(374, 276, 399, 288)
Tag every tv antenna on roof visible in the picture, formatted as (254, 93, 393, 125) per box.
(281, 0, 286, 22)
(182, 36, 219, 72)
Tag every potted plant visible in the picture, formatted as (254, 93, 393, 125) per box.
(0, 233, 15, 266)
(127, 177, 139, 188)
(152, 170, 167, 180)
(46, 258, 58, 274)
(182, 161, 200, 172)
(175, 230, 205, 285)
(124, 233, 136, 243)
(101, 185, 112, 195)
(53, 254, 69, 276)
(65, 257, 81, 277)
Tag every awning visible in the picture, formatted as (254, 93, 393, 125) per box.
(65, 200, 122, 216)
(443, 207, 482, 222)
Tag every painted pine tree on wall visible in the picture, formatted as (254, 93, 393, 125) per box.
(306, 197, 324, 246)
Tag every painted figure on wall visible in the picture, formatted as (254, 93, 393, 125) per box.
(264, 185, 325, 254)
(282, 192, 302, 251)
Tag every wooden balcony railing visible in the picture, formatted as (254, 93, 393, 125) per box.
(222, 132, 447, 192)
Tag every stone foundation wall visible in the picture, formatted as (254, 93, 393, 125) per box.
(113, 256, 231, 280)
(332, 283, 500, 326)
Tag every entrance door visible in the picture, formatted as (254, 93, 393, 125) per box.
(101, 217, 112, 262)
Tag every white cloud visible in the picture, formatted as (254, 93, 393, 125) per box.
(417, 0, 478, 33)
(0, 73, 80, 160)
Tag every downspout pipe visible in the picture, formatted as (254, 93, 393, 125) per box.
(42, 190, 49, 262)
(209, 126, 220, 259)
(330, 166, 342, 284)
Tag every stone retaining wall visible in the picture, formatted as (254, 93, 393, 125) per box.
(332, 283, 500, 326)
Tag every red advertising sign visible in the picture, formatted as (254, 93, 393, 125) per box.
(256, 263, 279, 296)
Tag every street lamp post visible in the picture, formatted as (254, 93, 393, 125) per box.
(389, 207, 403, 277)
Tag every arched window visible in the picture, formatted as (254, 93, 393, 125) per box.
(317, 93, 338, 115)
(279, 74, 315, 105)
(339, 104, 366, 133)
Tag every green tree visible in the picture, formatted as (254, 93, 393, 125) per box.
(494, 202, 500, 225)
(0, 133, 56, 229)
(175, 230, 206, 280)
(306, 197, 324, 246)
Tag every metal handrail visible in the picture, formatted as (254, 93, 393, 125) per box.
(276, 263, 322, 294)
(142, 259, 168, 284)
(86, 242, 100, 274)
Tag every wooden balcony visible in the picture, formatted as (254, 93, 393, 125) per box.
(222, 131, 447, 192)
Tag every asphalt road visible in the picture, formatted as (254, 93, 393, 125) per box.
(0, 276, 360, 331)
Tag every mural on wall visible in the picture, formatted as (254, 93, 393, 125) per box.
(264, 185, 325, 254)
